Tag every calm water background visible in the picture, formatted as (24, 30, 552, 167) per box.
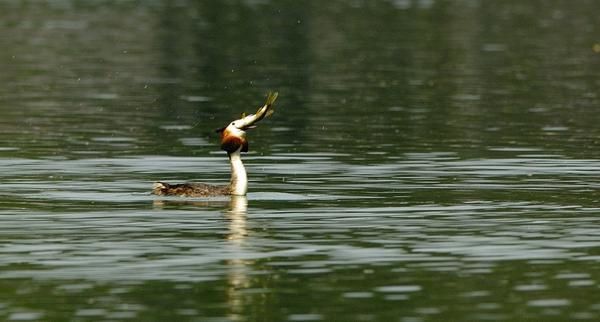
(1, 0, 600, 321)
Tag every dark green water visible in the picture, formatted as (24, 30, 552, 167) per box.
(2, 1, 600, 321)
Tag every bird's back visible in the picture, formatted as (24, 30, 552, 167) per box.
(152, 182, 230, 197)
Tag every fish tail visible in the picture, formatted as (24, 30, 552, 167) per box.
(265, 91, 278, 107)
(264, 91, 278, 117)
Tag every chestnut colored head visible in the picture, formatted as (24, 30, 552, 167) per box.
(215, 92, 278, 154)
(219, 126, 249, 154)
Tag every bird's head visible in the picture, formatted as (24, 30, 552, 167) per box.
(217, 121, 249, 154)
(216, 92, 278, 154)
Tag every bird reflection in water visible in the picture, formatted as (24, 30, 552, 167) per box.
(226, 195, 248, 242)
(152, 196, 255, 318)
(224, 195, 254, 320)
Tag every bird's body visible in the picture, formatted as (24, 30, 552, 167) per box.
(152, 92, 277, 197)
(152, 182, 230, 197)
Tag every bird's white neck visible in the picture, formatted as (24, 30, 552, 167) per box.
(228, 150, 247, 196)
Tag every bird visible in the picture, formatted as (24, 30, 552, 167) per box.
(152, 92, 278, 197)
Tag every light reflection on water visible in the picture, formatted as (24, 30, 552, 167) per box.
(3, 153, 600, 202)
(1, 154, 600, 319)
(1, 154, 600, 283)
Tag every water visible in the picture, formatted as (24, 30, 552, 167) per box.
(2, 0, 600, 321)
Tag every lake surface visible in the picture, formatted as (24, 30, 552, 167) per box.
(2, 0, 600, 321)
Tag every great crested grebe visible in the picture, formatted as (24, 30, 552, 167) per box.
(152, 92, 278, 197)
